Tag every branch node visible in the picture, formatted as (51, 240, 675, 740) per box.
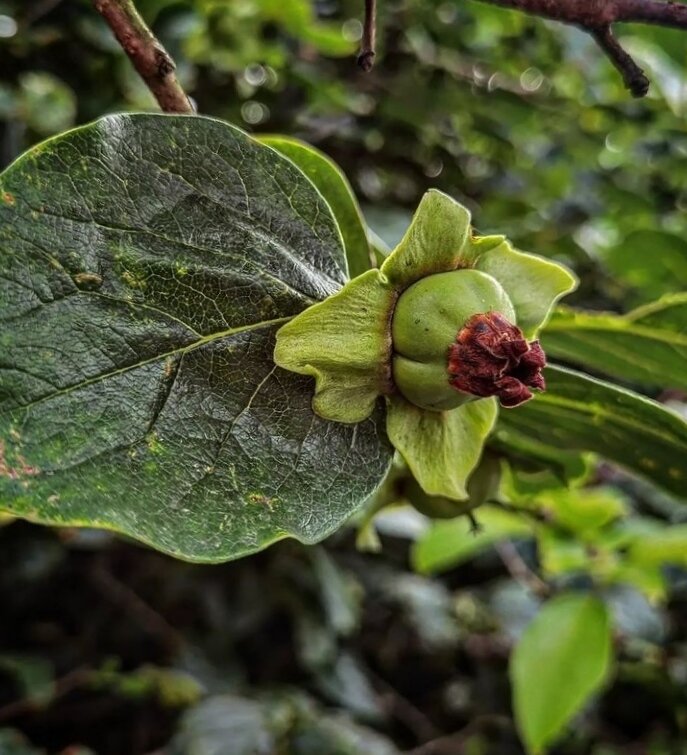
(154, 47, 176, 78)
(357, 50, 376, 72)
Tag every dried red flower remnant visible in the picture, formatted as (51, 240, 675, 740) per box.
(447, 311, 546, 408)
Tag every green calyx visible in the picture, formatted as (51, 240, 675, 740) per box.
(405, 451, 502, 519)
(391, 269, 515, 411)
(274, 189, 577, 500)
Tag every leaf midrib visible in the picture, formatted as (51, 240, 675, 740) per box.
(3, 315, 294, 415)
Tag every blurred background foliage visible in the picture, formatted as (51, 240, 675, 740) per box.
(2, 1, 687, 753)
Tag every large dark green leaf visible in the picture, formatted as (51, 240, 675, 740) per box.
(542, 297, 687, 391)
(497, 366, 687, 498)
(0, 114, 392, 562)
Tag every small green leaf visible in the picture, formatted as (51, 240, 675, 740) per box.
(497, 366, 687, 499)
(511, 593, 613, 754)
(0, 729, 43, 755)
(543, 297, 687, 391)
(536, 530, 589, 578)
(260, 0, 355, 56)
(259, 136, 372, 278)
(412, 504, 532, 574)
(535, 487, 628, 535)
(0, 654, 55, 706)
(606, 560, 667, 603)
(628, 524, 687, 568)
(274, 270, 395, 423)
(386, 396, 498, 500)
(0, 114, 392, 561)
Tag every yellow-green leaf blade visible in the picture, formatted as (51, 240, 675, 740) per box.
(511, 594, 613, 754)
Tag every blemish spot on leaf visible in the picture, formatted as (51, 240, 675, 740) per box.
(164, 357, 176, 378)
(247, 492, 278, 510)
(640, 457, 658, 470)
(146, 433, 164, 455)
(1, 191, 14, 205)
(121, 270, 147, 290)
(0, 440, 39, 480)
(73, 272, 103, 290)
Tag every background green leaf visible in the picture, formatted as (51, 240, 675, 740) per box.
(259, 136, 372, 279)
(542, 297, 687, 391)
(412, 504, 532, 574)
(497, 366, 687, 498)
(602, 230, 687, 305)
(0, 113, 392, 562)
(511, 593, 613, 754)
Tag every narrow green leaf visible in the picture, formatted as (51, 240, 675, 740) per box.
(260, 135, 372, 278)
(0, 114, 392, 562)
(497, 366, 687, 499)
(386, 396, 498, 500)
(534, 487, 628, 534)
(603, 229, 687, 304)
(511, 594, 613, 754)
(542, 296, 687, 391)
(412, 504, 532, 574)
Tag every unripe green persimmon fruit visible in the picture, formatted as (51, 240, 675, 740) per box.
(391, 269, 516, 411)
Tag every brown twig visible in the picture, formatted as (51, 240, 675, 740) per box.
(358, 0, 377, 72)
(91, 0, 193, 113)
(495, 539, 551, 598)
(367, 668, 440, 743)
(91, 566, 185, 655)
(404, 714, 512, 754)
(591, 25, 650, 96)
(470, 0, 687, 97)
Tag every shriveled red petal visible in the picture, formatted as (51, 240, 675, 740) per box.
(495, 376, 533, 408)
(447, 312, 547, 408)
